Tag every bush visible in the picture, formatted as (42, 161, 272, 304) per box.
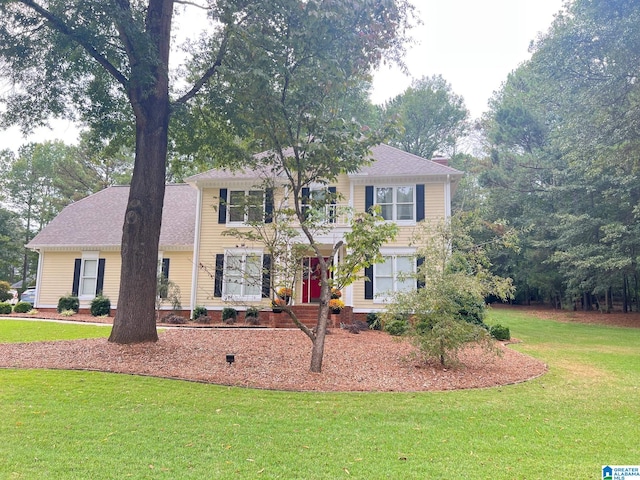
(192, 305, 208, 321)
(490, 324, 511, 341)
(245, 306, 260, 325)
(366, 312, 381, 330)
(90, 296, 111, 316)
(57, 295, 79, 313)
(0, 302, 12, 314)
(161, 313, 187, 324)
(411, 317, 499, 367)
(14, 301, 32, 314)
(385, 318, 409, 336)
(60, 309, 76, 317)
(0, 281, 11, 302)
(222, 307, 237, 324)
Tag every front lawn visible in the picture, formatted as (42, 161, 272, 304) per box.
(1, 310, 638, 479)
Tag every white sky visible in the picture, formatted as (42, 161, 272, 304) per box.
(0, 0, 565, 152)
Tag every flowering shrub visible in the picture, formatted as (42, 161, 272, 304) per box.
(329, 298, 344, 311)
(272, 297, 287, 308)
(277, 287, 293, 297)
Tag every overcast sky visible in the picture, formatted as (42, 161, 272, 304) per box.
(0, 0, 565, 152)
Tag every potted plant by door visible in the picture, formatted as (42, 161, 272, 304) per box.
(329, 298, 344, 314)
(276, 287, 293, 305)
(271, 297, 286, 313)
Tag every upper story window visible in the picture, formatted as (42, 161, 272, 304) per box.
(376, 186, 414, 221)
(228, 190, 264, 223)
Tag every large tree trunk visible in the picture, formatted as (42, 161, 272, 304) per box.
(108, 109, 168, 343)
(108, 0, 172, 344)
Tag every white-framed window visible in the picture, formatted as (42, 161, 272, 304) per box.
(228, 190, 264, 223)
(223, 250, 263, 300)
(374, 254, 415, 301)
(79, 252, 99, 299)
(375, 186, 414, 221)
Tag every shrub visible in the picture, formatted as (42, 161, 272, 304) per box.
(490, 324, 511, 341)
(14, 301, 32, 314)
(245, 306, 260, 325)
(222, 307, 237, 324)
(90, 296, 111, 316)
(0, 281, 11, 302)
(161, 313, 187, 324)
(0, 302, 12, 314)
(57, 295, 79, 313)
(60, 309, 76, 317)
(385, 318, 409, 336)
(192, 305, 209, 323)
(366, 312, 381, 330)
(411, 317, 499, 367)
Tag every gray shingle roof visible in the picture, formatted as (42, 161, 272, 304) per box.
(185, 143, 462, 185)
(355, 144, 462, 177)
(27, 184, 197, 249)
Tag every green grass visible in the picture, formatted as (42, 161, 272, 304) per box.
(1, 311, 639, 479)
(0, 319, 111, 343)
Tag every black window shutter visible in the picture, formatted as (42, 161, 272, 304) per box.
(162, 258, 170, 279)
(364, 265, 374, 299)
(262, 254, 272, 298)
(214, 254, 224, 297)
(301, 187, 310, 220)
(365, 185, 374, 213)
(72, 258, 81, 296)
(96, 258, 106, 295)
(416, 184, 425, 222)
(218, 188, 228, 224)
(158, 258, 170, 299)
(264, 188, 274, 224)
(416, 256, 425, 289)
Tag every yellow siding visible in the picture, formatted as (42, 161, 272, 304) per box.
(101, 252, 122, 305)
(425, 183, 445, 219)
(38, 251, 78, 308)
(37, 250, 122, 309)
(195, 179, 449, 312)
(161, 251, 193, 310)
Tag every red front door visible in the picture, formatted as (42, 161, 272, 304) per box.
(302, 257, 327, 303)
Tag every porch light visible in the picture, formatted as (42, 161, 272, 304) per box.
(226, 354, 235, 365)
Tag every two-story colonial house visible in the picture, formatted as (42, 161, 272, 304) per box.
(26, 144, 462, 323)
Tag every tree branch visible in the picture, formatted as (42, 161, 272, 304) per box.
(17, 0, 128, 88)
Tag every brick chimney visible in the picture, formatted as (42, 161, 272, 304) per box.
(431, 156, 449, 166)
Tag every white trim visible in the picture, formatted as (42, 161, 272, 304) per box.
(190, 187, 203, 317)
(34, 249, 44, 308)
(445, 174, 452, 219)
(222, 248, 264, 302)
(373, 249, 417, 304)
(78, 251, 100, 301)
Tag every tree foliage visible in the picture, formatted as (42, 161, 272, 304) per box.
(0, 0, 413, 344)
(210, 0, 411, 372)
(384, 214, 515, 367)
(382, 75, 469, 158)
(479, 0, 640, 311)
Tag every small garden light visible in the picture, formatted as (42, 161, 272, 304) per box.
(226, 354, 235, 365)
